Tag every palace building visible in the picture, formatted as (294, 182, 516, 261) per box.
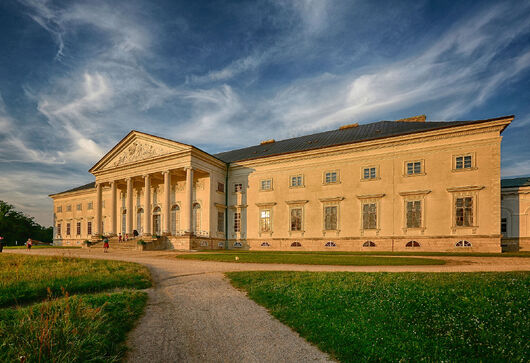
(50, 114, 526, 252)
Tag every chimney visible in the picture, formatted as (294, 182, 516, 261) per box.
(260, 139, 275, 145)
(396, 115, 426, 122)
(338, 122, 359, 130)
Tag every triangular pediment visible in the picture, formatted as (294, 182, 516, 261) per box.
(90, 131, 191, 173)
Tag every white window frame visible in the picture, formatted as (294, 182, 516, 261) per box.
(404, 160, 425, 176)
(361, 165, 379, 181)
(259, 178, 273, 191)
(452, 152, 476, 172)
(289, 174, 304, 188)
(323, 170, 340, 185)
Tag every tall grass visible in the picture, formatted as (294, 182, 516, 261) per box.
(0, 254, 151, 307)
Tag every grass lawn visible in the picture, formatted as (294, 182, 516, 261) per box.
(0, 254, 151, 362)
(5, 245, 81, 249)
(176, 251, 445, 265)
(228, 271, 530, 362)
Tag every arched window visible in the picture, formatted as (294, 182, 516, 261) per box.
(406, 240, 420, 248)
(217, 242, 224, 248)
(260, 242, 271, 247)
(291, 241, 302, 247)
(153, 207, 161, 235)
(171, 205, 180, 235)
(363, 241, 376, 247)
(193, 203, 201, 233)
(455, 240, 472, 247)
(325, 241, 336, 247)
(200, 240, 209, 247)
(233, 241, 243, 248)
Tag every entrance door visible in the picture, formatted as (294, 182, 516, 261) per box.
(153, 214, 161, 235)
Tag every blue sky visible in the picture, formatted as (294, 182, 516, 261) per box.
(0, 0, 529, 226)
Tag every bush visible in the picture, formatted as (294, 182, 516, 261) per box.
(137, 239, 146, 245)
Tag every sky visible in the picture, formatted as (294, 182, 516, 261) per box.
(0, 0, 529, 226)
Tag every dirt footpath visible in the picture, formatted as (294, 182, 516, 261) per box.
(6, 249, 529, 362)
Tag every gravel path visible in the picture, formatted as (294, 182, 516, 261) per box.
(5, 249, 530, 362)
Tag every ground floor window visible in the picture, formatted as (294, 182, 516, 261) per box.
(171, 205, 180, 235)
(501, 218, 507, 233)
(456, 197, 473, 226)
(455, 240, 472, 247)
(260, 209, 271, 232)
(406, 240, 420, 248)
(324, 206, 338, 230)
(234, 212, 241, 232)
(363, 203, 377, 229)
(66, 223, 71, 236)
(290, 208, 302, 231)
(406, 200, 421, 228)
(325, 241, 336, 247)
(363, 241, 376, 247)
(217, 210, 224, 233)
(291, 241, 302, 247)
(57, 223, 61, 237)
(87, 221, 92, 235)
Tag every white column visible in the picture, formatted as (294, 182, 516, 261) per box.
(144, 174, 152, 235)
(126, 177, 133, 235)
(163, 171, 171, 235)
(111, 181, 117, 235)
(95, 183, 102, 236)
(184, 167, 194, 234)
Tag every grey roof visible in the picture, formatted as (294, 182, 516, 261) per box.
(501, 177, 530, 188)
(51, 182, 95, 196)
(214, 118, 504, 163)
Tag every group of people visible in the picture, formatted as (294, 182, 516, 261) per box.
(0, 238, 35, 252)
(102, 230, 139, 253)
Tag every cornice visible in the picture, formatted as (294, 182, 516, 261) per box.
(399, 190, 432, 196)
(285, 199, 309, 205)
(446, 185, 485, 192)
(319, 197, 345, 202)
(255, 202, 277, 207)
(356, 193, 385, 199)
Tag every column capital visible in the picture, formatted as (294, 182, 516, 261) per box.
(162, 170, 171, 176)
(184, 166, 193, 171)
(143, 174, 151, 179)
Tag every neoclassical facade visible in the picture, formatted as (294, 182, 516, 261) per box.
(501, 177, 530, 252)
(50, 115, 515, 252)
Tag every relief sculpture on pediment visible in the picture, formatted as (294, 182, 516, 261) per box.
(110, 140, 174, 168)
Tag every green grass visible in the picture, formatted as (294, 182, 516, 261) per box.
(177, 251, 446, 265)
(0, 290, 147, 362)
(5, 245, 81, 249)
(197, 249, 530, 257)
(228, 271, 530, 362)
(0, 254, 151, 308)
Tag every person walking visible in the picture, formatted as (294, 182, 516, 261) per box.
(103, 237, 109, 253)
(26, 238, 33, 250)
(125, 233, 129, 242)
(118, 233, 122, 243)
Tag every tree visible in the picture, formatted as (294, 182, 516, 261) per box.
(0, 201, 53, 245)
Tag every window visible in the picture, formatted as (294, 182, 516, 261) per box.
(325, 241, 336, 247)
(234, 212, 241, 232)
(234, 183, 243, 193)
(76, 204, 82, 211)
(290, 208, 302, 231)
(260, 242, 270, 247)
(290, 175, 303, 187)
(200, 240, 209, 247)
(406, 161, 422, 175)
(57, 223, 61, 236)
(362, 203, 377, 229)
(455, 240, 472, 247)
(406, 241, 420, 248)
(291, 241, 302, 247)
(66, 205, 72, 212)
(260, 179, 272, 191)
(233, 241, 242, 248)
(406, 200, 422, 228)
(218, 242, 224, 248)
(57, 206, 62, 212)
(87, 202, 93, 210)
(217, 182, 225, 193)
(66, 223, 71, 235)
(455, 155, 473, 170)
(324, 171, 338, 184)
(87, 221, 92, 235)
(363, 241, 376, 247)
(260, 210, 271, 233)
(217, 211, 225, 233)
(324, 206, 338, 230)
(171, 205, 180, 235)
(456, 197, 473, 227)
(501, 218, 507, 233)
(363, 167, 377, 180)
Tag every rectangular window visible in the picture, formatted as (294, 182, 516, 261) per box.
(363, 167, 377, 180)
(260, 210, 271, 232)
(234, 183, 243, 193)
(324, 171, 338, 184)
(406, 200, 422, 228)
(290, 175, 303, 187)
(217, 182, 225, 193)
(324, 206, 338, 230)
(66, 205, 72, 212)
(57, 224, 61, 236)
(217, 211, 224, 233)
(456, 155, 473, 170)
(76, 204, 82, 211)
(363, 203, 377, 229)
(76, 222, 81, 235)
(57, 206, 62, 212)
(501, 218, 507, 233)
(456, 197, 473, 227)
(66, 223, 71, 235)
(234, 212, 241, 232)
(260, 179, 272, 191)
(406, 161, 422, 175)
(87, 221, 92, 235)
(290, 208, 302, 231)
(87, 202, 93, 210)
